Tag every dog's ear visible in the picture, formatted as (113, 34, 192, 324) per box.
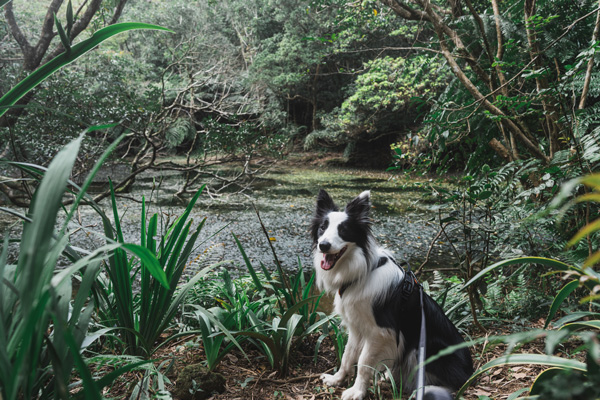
(311, 190, 337, 243)
(315, 189, 337, 214)
(345, 190, 371, 223)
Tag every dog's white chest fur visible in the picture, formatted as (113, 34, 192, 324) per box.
(332, 258, 404, 334)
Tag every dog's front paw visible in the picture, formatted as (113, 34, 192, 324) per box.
(341, 385, 367, 400)
(321, 372, 345, 387)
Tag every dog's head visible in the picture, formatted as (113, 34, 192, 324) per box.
(311, 189, 372, 272)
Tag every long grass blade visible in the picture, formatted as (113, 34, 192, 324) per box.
(233, 233, 264, 291)
(122, 244, 167, 288)
(567, 218, 600, 248)
(64, 331, 102, 400)
(545, 280, 580, 328)
(463, 257, 578, 289)
(160, 186, 204, 259)
(0, 23, 172, 118)
(187, 304, 248, 359)
(16, 135, 81, 314)
(60, 127, 122, 235)
(558, 320, 600, 332)
(93, 359, 154, 392)
(152, 261, 223, 349)
(529, 368, 564, 396)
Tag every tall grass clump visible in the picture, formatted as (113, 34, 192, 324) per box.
(228, 231, 331, 376)
(93, 185, 226, 357)
(0, 135, 159, 399)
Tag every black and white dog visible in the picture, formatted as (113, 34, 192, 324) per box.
(311, 189, 473, 400)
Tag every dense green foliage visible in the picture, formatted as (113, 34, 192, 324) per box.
(1, 0, 600, 398)
(3, 0, 600, 173)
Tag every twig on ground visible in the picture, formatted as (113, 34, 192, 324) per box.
(415, 227, 444, 276)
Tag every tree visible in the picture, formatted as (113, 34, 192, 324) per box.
(379, 0, 600, 164)
(1, 0, 130, 126)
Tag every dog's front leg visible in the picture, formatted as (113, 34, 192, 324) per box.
(321, 331, 362, 387)
(341, 333, 395, 400)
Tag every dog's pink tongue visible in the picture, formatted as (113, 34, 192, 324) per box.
(321, 253, 335, 270)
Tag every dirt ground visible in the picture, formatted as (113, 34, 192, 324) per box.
(102, 321, 562, 400)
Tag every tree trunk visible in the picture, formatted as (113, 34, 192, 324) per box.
(524, 0, 561, 157)
(578, 0, 600, 109)
(380, 0, 550, 162)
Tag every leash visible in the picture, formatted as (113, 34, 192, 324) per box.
(416, 284, 426, 400)
(399, 261, 426, 400)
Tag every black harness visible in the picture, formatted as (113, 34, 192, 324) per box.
(398, 260, 419, 302)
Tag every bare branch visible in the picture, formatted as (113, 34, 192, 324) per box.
(109, 0, 129, 25)
(44, 0, 104, 62)
(579, 0, 600, 109)
(3, 2, 34, 65)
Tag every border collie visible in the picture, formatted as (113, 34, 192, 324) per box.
(311, 189, 473, 400)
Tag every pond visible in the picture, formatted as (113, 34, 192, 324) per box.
(115, 163, 456, 275)
(2, 162, 459, 278)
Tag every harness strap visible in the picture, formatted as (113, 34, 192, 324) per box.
(399, 260, 419, 302)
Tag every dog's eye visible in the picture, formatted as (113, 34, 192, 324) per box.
(319, 220, 328, 232)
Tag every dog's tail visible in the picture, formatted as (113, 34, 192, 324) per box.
(423, 386, 453, 400)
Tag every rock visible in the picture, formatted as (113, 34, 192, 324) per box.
(174, 364, 226, 400)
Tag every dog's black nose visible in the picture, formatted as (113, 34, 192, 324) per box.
(319, 241, 331, 252)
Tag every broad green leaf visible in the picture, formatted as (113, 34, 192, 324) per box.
(122, 244, 167, 289)
(0, 23, 172, 118)
(464, 257, 577, 289)
(545, 280, 579, 328)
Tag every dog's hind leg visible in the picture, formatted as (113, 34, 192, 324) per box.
(322, 331, 362, 387)
(341, 331, 397, 400)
